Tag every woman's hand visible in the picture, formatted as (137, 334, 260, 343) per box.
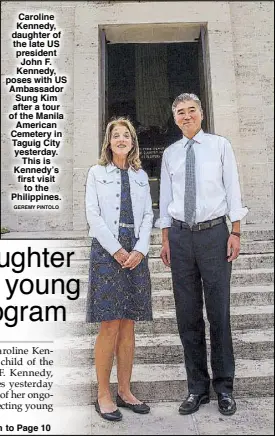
(122, 250, 144, 270)
(113, 248, 130, 266)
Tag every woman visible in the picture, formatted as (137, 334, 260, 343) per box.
(86, 117, 153, 422)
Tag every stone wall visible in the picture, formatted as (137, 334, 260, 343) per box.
(230, 1, 274, 223)
(1, 1, 273, 232)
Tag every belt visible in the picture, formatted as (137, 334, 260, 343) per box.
(172, 216, 226, 231)
(119, 223, 135, 228)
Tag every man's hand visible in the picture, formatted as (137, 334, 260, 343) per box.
(122, 250, 144, 270)
(160, 240, 171, 267)
(113, 248, 130, 266)
(227, 234, 240, 262)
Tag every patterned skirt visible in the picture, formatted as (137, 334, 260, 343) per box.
(86, 226, 153, 323)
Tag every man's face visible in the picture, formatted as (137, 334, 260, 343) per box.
(174, 100, 203, 138)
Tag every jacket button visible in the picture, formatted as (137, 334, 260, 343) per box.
(116, 194, 120, 197)
(116, 207, 119, 210)
(114, 221, 117, 224)
(103, 180, 106, 183)
(117, 181, 120, 184)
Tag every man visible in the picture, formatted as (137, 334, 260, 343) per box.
(159, 93, 248, 416)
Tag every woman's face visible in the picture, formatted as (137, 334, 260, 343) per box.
(110, 124, 133, 158)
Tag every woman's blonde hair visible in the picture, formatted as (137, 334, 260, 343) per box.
(99, 117, 142, 170)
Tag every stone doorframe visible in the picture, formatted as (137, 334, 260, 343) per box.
(73, 2, 245, 230)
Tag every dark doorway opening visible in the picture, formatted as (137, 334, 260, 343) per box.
(105, 39, 209, 210)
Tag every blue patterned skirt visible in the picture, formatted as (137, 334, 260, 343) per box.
(86, 227, 153, 323)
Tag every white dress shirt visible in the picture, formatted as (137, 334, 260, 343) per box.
(159, 129, 248, 228)
(86, 164, 153, 256)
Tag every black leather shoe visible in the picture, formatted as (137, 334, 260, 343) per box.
(95, 400, 122, 421)
(116, 394, 150, 414)
(179, 393, 210, 415)
(217, 393, 236, 416)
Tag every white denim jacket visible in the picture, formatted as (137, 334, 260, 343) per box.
(85, 163, 153, 256)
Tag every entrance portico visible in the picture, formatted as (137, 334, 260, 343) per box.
(1, 1, 273, 233)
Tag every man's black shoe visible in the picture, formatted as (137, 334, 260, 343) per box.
(95, 400, 123, 421)
(116, 394, 150, 414)
(179, 393, 210, 415)
(217, 393, 237, 415)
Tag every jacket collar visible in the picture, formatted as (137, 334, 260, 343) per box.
(106, 163, 117, 173)
(106, 163, 136, 173)
(182, 129, 204, 146)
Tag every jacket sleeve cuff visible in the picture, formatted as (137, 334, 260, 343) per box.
(133, 239, 149, 257)
(97, 237, 122, 257)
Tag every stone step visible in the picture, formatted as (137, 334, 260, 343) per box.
(70, 269, 274, 299)
(4, 226, 272, 244)
(149, 240, 274, 257)
(52, 328, 274, 367)
(151, 285, 274, 311)
(32, 239, 274, 260)
(59, 253, 274, 275)
(148, 254, 274, 273)
(69, 284, 274, 313)
(52, 305, 274, 337)
(150, 268, 274, 289)
(86, 305, 274, 335)
(150, 227, 274, 245)
(52, 359, 274, 405)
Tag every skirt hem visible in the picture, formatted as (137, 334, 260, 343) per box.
(86, 315, 153, 323)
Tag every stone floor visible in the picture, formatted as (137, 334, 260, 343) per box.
(39, 397, 274, 435)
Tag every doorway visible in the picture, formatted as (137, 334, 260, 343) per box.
(101, 28, 211, 210)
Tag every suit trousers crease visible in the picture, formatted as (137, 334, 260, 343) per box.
(168, 222, 235, 394)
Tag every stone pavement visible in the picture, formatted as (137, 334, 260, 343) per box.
(51, 397, 274, 435)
